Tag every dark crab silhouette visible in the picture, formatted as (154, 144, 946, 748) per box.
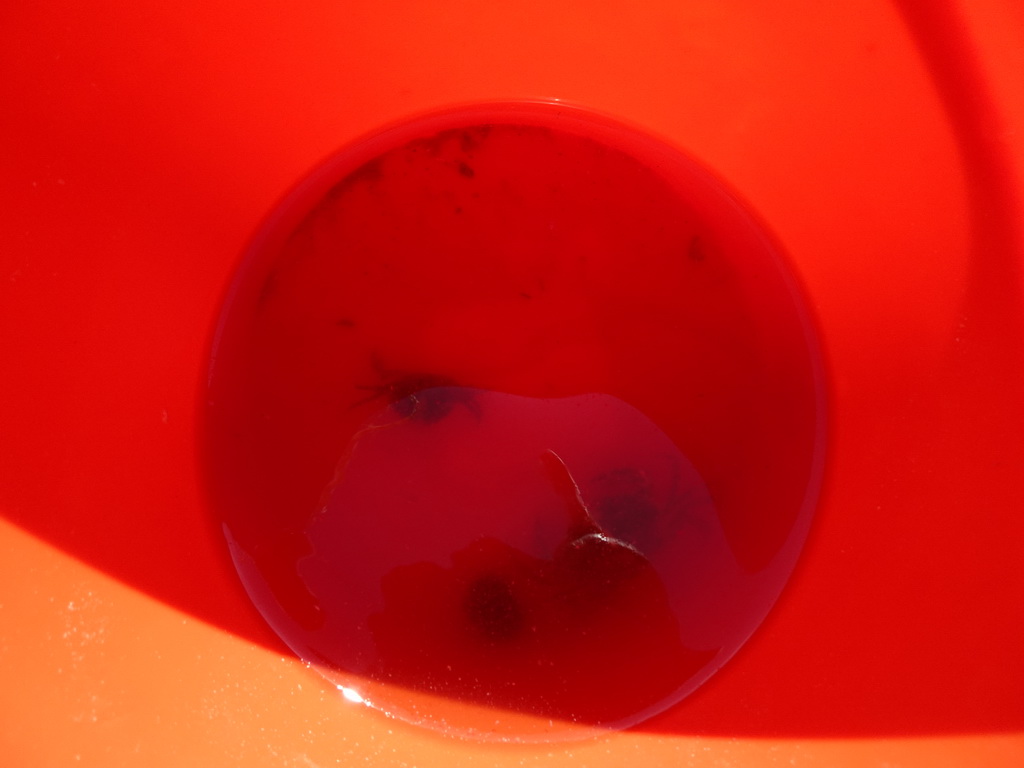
(354, 371, 481, 423)
(363, 449, 717, 726)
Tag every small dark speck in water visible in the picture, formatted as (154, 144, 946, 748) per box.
(355, 372, 479, 423)
(464, 576, 524, 643)
(688, 236, 706, 262)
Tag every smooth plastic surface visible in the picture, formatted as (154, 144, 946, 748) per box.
(2, 0, 1023, 766)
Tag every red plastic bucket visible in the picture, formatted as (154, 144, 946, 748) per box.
(2, 1, 1022, 764)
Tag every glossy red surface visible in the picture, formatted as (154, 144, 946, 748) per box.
(1, 0, 1022, 765)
